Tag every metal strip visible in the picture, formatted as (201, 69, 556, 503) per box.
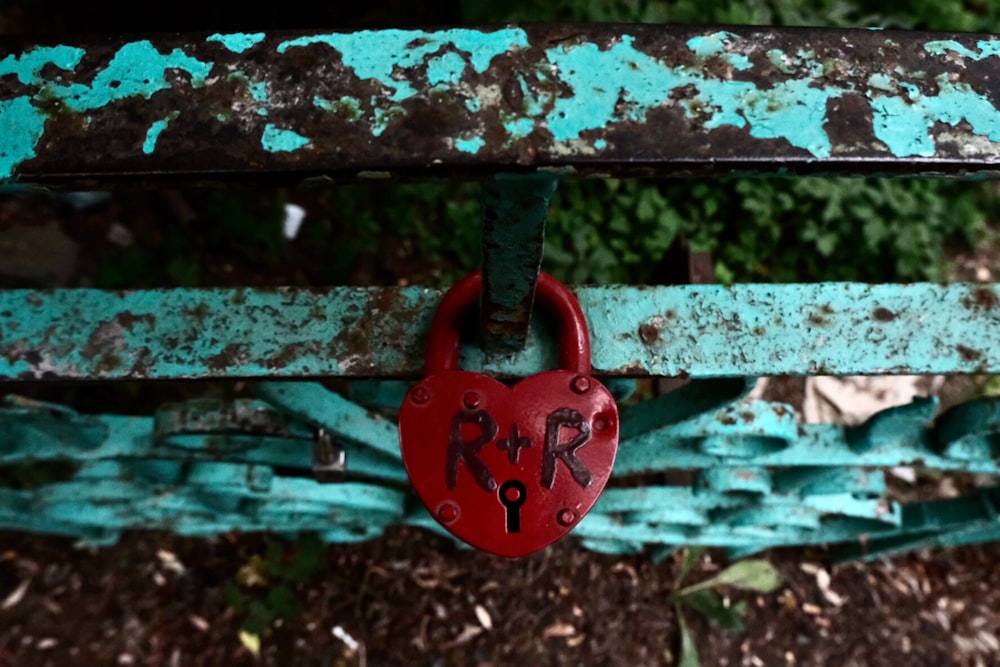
(7, 26, 1000, 185)
(1, 282, 999, 379)
(479, 174, 556, 355)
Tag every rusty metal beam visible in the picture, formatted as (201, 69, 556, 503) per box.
(1, 283, 999, 380)
(6, 27, 1000, 185)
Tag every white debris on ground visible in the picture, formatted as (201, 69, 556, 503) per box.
(750, 376, 946, 425)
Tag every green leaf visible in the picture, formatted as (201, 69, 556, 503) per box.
(676, 608, 700, 667)
(675, 546, 707, 588)
(681, 589, 747, 634)
(678, 559, 783, 596)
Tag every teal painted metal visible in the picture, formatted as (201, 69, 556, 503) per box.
(4, 386, 1000, 559)
(2, 283, 998, 380)
(479, 173, 557, 355)
(10, 27, 1000, 184)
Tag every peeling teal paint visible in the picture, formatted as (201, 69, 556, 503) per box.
(426, 51, 467, 85)
(142, 114, 177, 154)
(871, 76, 1000, 156)
(261, 124, 310, 152)
(276, 28, 529, 101)
(313, 95, 363, 121)
(686, 32, 752, 70)
(207, 32, 265, 54)
(766, 49, 795, 74)
(0, 45, 86, 85)
(594, 139, 607, 150)
(465, 98, 481, 112)
(0, 40, 212, 178)
(52, 41, 212, 112)
(0, 97, 46, 179)
(248, 81, 268, 103)
(544, 36, 837, 157)
(372, 104, 404, 137)
(925, 39, 1000, 60)
(455, 136, 485, 153)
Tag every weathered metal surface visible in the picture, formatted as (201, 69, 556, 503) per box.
(1, 282, 1000, 380)
(479, 174, 556, 355)
(6, 386, 1000, 558)
(7, 27, 1000, 184)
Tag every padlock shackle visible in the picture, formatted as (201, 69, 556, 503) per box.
(423, 271, 591, 376)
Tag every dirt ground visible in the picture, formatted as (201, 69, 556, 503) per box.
(3, 528, 1000, 666)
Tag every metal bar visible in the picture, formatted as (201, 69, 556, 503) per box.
(479, 174, 556, 355)
(7, 27, 1000, 185)
(2, 282, 1000, 379)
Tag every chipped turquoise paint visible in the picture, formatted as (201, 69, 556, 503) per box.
(594, 139, 607, 150)
(51, 41, 212, 112)
(543, 35, 838, 157)
(277, 28, 528, 102)
(372, 105, 403, 137)
(455, 136, 485, 153)
(142, 117, 171, 154)
(766, 49, 795, 74)
(0, 45, 85, 85)
(0, 40, 212, 178)
(925, 39, 1000, 60)
(465, 98, 481, 112)
(261, 124, 310, 152)
(0, 97, 46, 178)
(871, 76, 1000, 156)
(206, 32, 265, 54)
(248, 81, 268, 103)
(313, 95, 363, 121)
(426, 51, 467, 85)
(685, 32, 752, 70)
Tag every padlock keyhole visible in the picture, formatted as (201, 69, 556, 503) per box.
(498, 479, 527, 533)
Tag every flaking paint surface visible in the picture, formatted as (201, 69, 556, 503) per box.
(5, 28, 1000, 179)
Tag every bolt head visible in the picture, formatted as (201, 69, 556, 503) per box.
(411, 386, 430, 404)
(463, 391, 482, 409)
(571, 375, 591, 394)
(438, 502, 459, 523)
(557, 508, 577, 526)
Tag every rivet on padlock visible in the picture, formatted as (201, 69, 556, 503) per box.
(399, 271, 619, 558)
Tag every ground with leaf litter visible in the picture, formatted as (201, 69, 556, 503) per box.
(2, 527, 1000, 666)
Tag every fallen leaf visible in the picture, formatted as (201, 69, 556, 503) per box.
(474, 604, 492, 631)
(442, 625, 482, 648)
(1, 578, 30, 610)
(239, 631, 260, 657)
(157, 550, 186, 576)
(543, 622, 576, 638)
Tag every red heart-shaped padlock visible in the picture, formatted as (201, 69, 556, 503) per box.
(399, 272, 618, 557)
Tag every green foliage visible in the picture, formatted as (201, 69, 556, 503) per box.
(223, 535, 329, 635)
(542, 177, 992, 284)
(669, 548, 784, 667)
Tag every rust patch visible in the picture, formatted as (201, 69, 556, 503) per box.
(873, 307, 897, 322)
(740, 411, 755, 424)
(206, 343, 247, 371)
(718, 414, 737, 426)
(963, 287, 1000, 310)
(956, 344, 984, 362)
(114, 311, 156, 331)
(638, 322, 660, 345)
